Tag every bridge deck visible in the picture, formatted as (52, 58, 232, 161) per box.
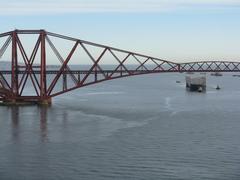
(0, 69, 239, 75)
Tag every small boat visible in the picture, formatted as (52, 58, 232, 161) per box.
(176, 80, 181, 83)
(233, 74, 240, 77)
(211, 72, 223, 76)
(198, 87, 203, 92)
(216, 85, 220, 90)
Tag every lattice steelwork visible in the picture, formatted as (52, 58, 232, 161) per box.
(180, 61, 240, 72)
(0, 30, 239, 104)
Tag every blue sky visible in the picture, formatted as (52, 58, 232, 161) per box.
(1, 0, 240, 62)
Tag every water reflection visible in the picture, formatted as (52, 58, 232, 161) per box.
(39, 106, 48, 142)
(11, 106, 19, 140)
(62, 110, 68, 128)
(10, 106, 49, 142)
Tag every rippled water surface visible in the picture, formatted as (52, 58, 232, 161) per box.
(1, 73, 240, 180)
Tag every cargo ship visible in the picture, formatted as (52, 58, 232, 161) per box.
(186, 76, 206, 92)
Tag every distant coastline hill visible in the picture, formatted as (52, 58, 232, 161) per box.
(0, 61, 11, 70)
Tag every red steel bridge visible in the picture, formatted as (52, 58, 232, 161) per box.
(0, 29, 240, 105)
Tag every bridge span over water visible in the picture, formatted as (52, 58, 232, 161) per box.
(0, 30, 239, 105)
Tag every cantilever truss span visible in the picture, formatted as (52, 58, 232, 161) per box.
(0, 30, 239, 104)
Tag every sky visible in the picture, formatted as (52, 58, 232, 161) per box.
(1, 0, 240, 62)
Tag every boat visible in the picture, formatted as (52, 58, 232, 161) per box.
(176, 80, 181, 83)
(232, 74, 240, 77)
(216, 85, 220, 90)
(186, 76, 206, 92)
(211, 72, 223, 76)
(198, 87, 203, 92)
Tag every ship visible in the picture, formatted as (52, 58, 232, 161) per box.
(211, 72, 223, 76)
(216, 85, 220, 90)
(186, 76, 206, 92)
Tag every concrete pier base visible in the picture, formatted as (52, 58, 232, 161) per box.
(38, 98, 52, 105)
(0, 98, 52, 106)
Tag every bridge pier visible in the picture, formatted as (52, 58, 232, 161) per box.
(0, 97, 52, 106)
(38, 98, 52, 105)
